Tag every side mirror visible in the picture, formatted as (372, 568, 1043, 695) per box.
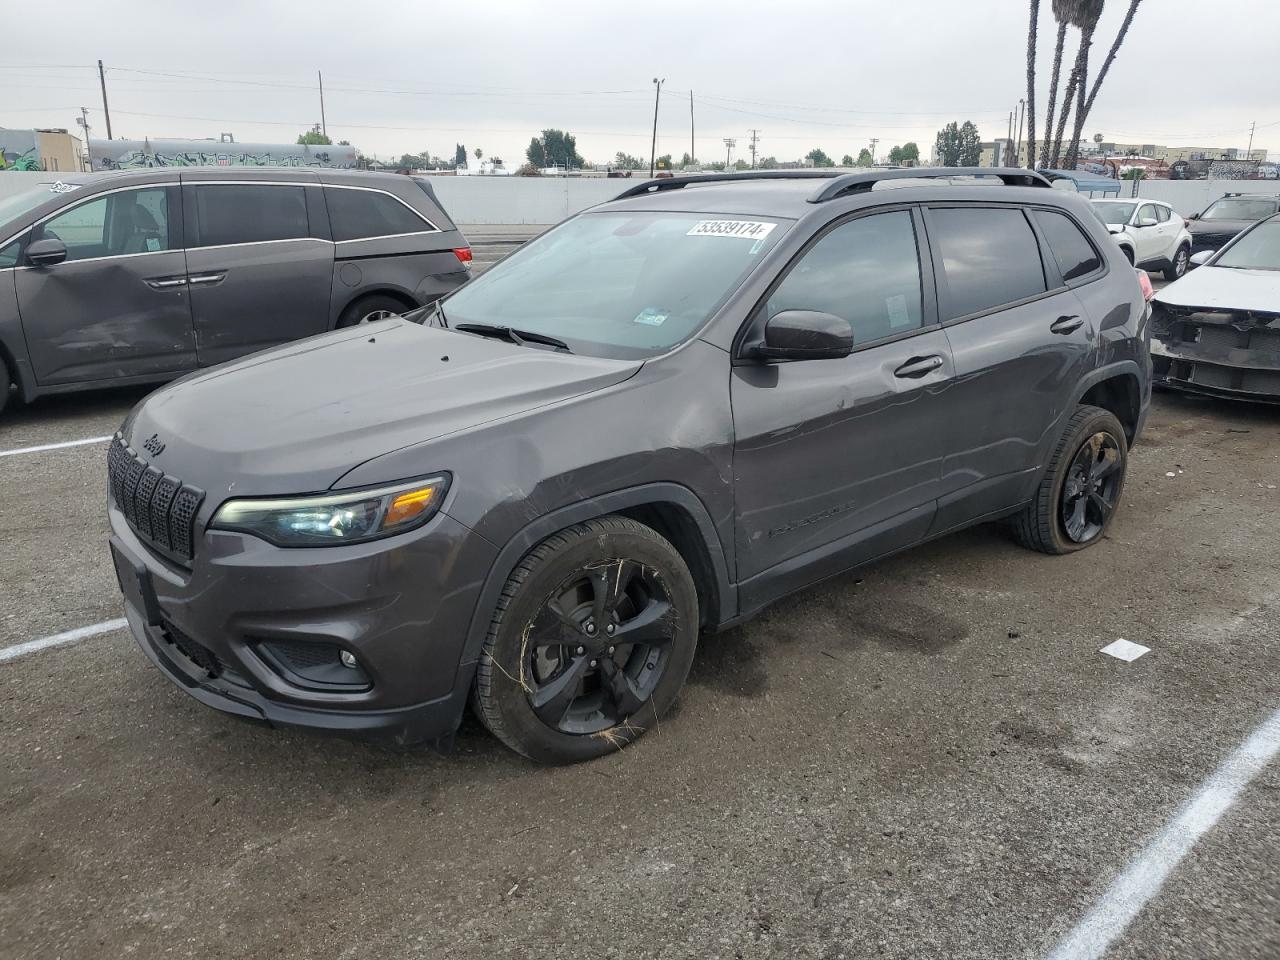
(1189, 250, 1213, 268)
(1136, 217, 1158, 228)
(1107, 224, 1125, 235)
(1188, 213, 1200, 221)
(26, 237, 68, 267)
(751, 310, 853, 361)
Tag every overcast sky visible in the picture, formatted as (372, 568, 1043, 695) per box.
(2, 0, 1275, 165)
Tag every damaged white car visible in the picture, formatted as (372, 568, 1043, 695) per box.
(1150, 214, 1280, 401)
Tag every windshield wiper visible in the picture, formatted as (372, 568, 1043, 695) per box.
(453, 322, 572, 353)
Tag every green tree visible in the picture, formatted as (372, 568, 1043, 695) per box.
(758, 156, 780, 170)
(733, 158, 750, 170)
(526, 137, 547, 167)
(338, 139, 351, 146)
(535, 129, 585, 170)
(455, 143, 468, 168)
(297, 129, 332, 145)
(841, 154, 854, 166)
(888, 142, 920, 165)
(806, 147, 835, 167)
(614, 151, 644, 170)
(855, 148, 873, 166)
(474, 147, 483, 162)
(680, 152, 697, 167)
(398, 153, 422, 169)
(656, 153, 673, 170)
(958, 122, 982, 165)
(935, 123, 962, 166)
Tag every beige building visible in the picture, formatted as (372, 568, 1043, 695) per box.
(0, 128, 86, 173)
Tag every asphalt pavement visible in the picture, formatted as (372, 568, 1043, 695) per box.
(2, 270, 1278, 960)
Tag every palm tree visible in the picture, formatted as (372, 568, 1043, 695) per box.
(1049, 0, 1104, 168)
(1025, 0, 1040, 168)
(1038, 0, 1078, 168)
(1066, 0, 1144, 168)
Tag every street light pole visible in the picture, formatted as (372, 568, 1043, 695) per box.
(649, 77, 664, 179)
(723, 138, 735, 169)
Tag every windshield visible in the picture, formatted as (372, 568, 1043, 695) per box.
(440, 211, 788, 359)
(1201, 198, 1278, 222)
(1215, 220, 1280, 270)
(1092, 202, 1136, 225)
(0, 185, 60, 229)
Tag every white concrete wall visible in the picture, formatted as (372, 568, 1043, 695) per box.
(3, 168, 1275, 223)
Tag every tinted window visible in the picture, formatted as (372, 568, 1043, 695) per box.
(930, 207, 1046, 318)
(0, 240, 19, 268)
(34, 188, 170, 262)
(766, 211, 923, 344)
(193, 184, 309, 247)
(1034, 210, 1102, 282)
(326, 187, 430, 241)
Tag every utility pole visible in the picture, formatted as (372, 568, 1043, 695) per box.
(76, 107, 91, 171)
(748, 128, 760, 169)
(318, 71, 328, 139)
(689, 90, 695, 167)
(1015, 99, 1026, 166)
(723, 138, 736, 169)
(1247, 120, 1256, 159)
(868, 138, 879, 164)
(97, 59, 113, 140)
(649, 77, 664, 179)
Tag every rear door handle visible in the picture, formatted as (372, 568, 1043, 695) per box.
(1051, 314, 1084, 335)
(145, 276, 188, 290)
(187, 272, 226, 286)
(893, 355, 945, 379)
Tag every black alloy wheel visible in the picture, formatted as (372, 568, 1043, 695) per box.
(1060, 431, 1123, 544)
(526, 560, 675, 735)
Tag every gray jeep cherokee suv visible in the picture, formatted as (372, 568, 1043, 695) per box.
(107, 168, 1151, 763)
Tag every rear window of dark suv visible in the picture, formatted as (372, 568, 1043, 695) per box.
(325, 187, 433, 241)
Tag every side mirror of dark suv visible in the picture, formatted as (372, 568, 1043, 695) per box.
(751, 310, 853, 361)
(26, 237, 68, 267)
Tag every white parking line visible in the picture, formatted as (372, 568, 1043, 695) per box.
(1046, 707, 1280, 960)
(0, 618, 127, 663)
(0, 435, 112, 458)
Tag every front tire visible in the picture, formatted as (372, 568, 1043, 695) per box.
(473, 516, 699, 763)
(1012, 405, 1128, 555)
(1164, 244, 1190, 282)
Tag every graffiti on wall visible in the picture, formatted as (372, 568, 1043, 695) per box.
(0, 130, 41, 171)
(89, 138, 359, 171)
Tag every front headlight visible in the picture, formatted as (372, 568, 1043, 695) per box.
(210, 475, 449, 547)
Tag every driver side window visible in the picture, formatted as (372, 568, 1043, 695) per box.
(766, 211, 924, 345)
(34, 188, 170, 263)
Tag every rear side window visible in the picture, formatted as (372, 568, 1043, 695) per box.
(192, 184, 310, 247)
(930, 207, 1046, 319)
(1154, 205, 1171, 222)
(325, 187, 431, 241)
(0, 239, 21, 268)
(766, 210, 924, 345)
(1033, 209, 1102, 283)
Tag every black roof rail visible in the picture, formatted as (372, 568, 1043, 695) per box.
(806, 167, 1053, 203)
(611, 170, 841, 201)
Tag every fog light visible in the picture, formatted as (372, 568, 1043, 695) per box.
(339, 650, 359, 669)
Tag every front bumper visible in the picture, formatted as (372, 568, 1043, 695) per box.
(109, 499, 497, 744)
(1151, 338, 1280, 403)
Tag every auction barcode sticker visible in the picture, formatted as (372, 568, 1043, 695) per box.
(687, 220, 777, 240)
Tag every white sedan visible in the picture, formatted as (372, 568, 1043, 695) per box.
(1149, 214, 1280, 402)
(1091, 199, 1193, 281)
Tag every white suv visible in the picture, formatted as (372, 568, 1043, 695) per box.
(1091, 198, 1192, 281)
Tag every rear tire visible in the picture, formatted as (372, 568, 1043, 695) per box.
(473, 516, 698, 763)
(1164, 244, 1190, 282)
(1011, 405, 1128, 555)
(337, 293, 410, 328)
(0, 360, 11, 416)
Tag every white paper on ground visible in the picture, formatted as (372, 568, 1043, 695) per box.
(1100, 638, 1150, 662)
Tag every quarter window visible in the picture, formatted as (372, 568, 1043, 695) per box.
(192, 184, 310, 247)
(32, 187, 170, 262)
(1033, 209, 1102, 283)
(766, 211, 924, 345)
(930, 207, 1047, 319)
(1154, 204, 1171, 223)
(325, 187, 430, 241)
(0, 240, 19, 268)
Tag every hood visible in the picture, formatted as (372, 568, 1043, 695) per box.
(1155, 265, 1280, 314)
(1188, 219, 1252, 236)
(128, 320, 641, 498)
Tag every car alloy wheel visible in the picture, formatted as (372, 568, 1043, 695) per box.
(1060, 431, 1123, 544)
(1174, 247, 1188, 276)
(359, 309, 398, 324)
(524, 559, 675, 735)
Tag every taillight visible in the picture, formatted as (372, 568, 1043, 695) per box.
(1136, 269, 1154, 301)
(453, 247, 473, 264)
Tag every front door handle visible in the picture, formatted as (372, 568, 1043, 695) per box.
(1051, 314, 1084, 335)
(145, 276, 187, 290)
(187, 272, 227, 286)
(893, 355, 945, 379)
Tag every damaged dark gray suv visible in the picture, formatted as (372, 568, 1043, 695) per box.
(108, 168, 1151, 763)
